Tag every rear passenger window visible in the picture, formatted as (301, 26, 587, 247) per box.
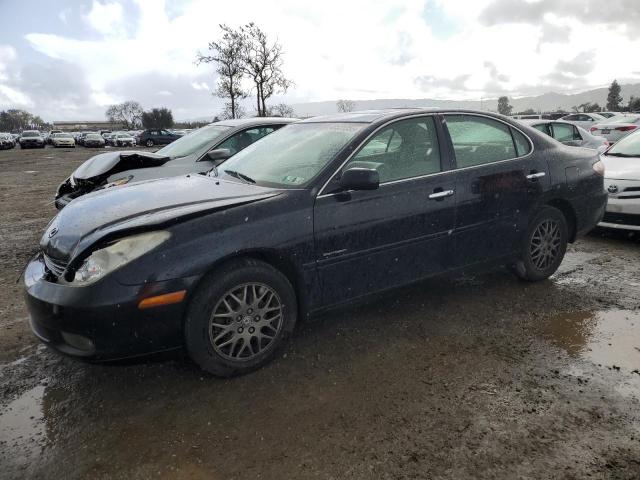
(445, 115, 518, 168)
(511, 128, 532, 156)
(345, 116, 441, 183)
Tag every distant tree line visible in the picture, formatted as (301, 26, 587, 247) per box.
(196, 23, 294, 119)
(0, 109, 50, 132)
(496, 79, 640, 117)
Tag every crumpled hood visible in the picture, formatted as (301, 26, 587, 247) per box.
(602, 155, 640, 181)
(72, 150, 170, 180)
(41, 174, 281, 262)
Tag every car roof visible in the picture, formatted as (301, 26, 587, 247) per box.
(299, 108, 515, 125)
(213, 117, 298, 127)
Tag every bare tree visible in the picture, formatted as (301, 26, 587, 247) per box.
(240, 23, 293, 117)
(336, 99, 356, 113)
(105, 101, 143, 129)
(197, 25, 247, 119)
(268, 103, 295, 117)
(220, 102, 246, 120)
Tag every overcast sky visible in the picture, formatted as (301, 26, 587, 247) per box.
(1, 0, 639, 121)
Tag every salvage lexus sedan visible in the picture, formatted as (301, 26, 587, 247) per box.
(598, 130, 640, 231)
(54, 117, 296, 209)
(24, 109, 606, 377)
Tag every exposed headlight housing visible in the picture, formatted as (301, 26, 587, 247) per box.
(105, 175, 134, 188)
(66, 231, 171, 286)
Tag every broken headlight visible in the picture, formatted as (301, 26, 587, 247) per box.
(67, 231, 171, 286)
(105, 175, 134, 188)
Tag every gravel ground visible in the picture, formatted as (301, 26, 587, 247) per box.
(0, 146, 639, 480)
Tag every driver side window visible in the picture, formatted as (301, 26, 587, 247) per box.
(343, 117, 441, 183)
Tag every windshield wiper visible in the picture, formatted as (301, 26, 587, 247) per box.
(605, 152, 635, 157)
(223, 169, 256, 184)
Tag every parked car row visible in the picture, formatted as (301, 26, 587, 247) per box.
(1, 128, 189, 151)
(0, 132, 17, 149)
(23, 109, 618, 378)
(559, 113, 640, 144)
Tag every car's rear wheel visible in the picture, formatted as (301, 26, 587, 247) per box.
(513, 206, 568, 282)
(185, 259, 297, 377)
(145, 139, 154, 147)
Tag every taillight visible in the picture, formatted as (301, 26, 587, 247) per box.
(592, 160, 605, 176)
(590, 126, 598, 132)
(615, 126, 637, 132)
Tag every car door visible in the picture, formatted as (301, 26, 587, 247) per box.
(443, 114, 550, 267)
(314, 115, 456, 307)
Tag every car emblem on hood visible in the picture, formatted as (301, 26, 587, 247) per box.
(48, 227, 59, 238)
(607, 185, 619, 194)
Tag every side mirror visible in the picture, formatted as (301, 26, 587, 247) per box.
(339, 167, 379, 191)
(205, 148, 232, 163)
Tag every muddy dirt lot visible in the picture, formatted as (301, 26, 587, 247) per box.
(0, 147, 639, 480)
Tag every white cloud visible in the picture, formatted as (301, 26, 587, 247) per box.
(11, 0, 640, 119)
(83, 0, 125, 36)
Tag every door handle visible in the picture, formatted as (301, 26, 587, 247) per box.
(526, 172, 546, 180)
(428, 189, 455, 200)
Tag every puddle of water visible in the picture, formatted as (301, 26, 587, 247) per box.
(0, 385, 46, 448)
(543, 309, 640, 371)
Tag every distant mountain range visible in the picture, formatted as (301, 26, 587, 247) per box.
(185, 83, 640, 121)
(288, 83, 640, 117)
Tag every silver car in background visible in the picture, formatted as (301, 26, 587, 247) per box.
(522, 119, 609, 152)
(589, 114, 640, 144)
(560, 112, 607, 130)
(599, 130, 640, 231)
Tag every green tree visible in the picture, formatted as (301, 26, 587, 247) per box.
(141, 108, 174, 129)
(497, 96, 513, 116)
(628, 96, 640, 112)
(0, 109, 48, 132)
(606, 80, 623, 111)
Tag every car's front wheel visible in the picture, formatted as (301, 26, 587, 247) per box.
(185, 259, 297, 377)
(513, 206, 568, 282)
(145, 139, 154, 147)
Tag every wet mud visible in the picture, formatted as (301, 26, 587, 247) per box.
(1, 148, 639, 479)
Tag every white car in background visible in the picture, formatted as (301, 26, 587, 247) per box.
(560, 112, 607, 130)
(522, 119, 609, 152)
(50, 132, 76, 148)
(589, 114, 640, 144)
(598, 130, 640, 231)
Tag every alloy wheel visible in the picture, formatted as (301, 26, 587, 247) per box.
(208, 283, 283, 361)
(530, 219, 561, 270)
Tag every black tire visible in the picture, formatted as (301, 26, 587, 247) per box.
(145, 139, 154, 147)
(513, 206, 568, 282)
(185, 258, 297, 377)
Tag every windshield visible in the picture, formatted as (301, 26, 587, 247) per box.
(157, 124, 231, 158)
(606, 130, 640, 157)
(22, 131, 40, 137)
(86, 134, 101, 139)
(57, 133, 72, 138)
(218, 122, 365, 188)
